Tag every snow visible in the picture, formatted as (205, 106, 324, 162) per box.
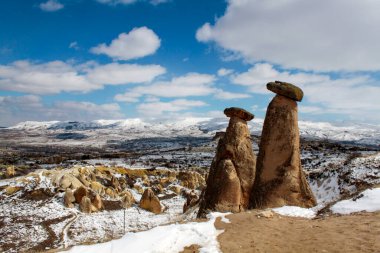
(330, 188, 380, 214)
(309, 172, 341, 206)
(67, 212, 230, 253)
(0, 167, 194, 252)
(298, 121, 380, 145)
(0, 180, 10, 187)
(274, 181, 380, 219)
(9, 120, 59, 130)
(272, 206, 317, 219)
(6, 118, 380, 146)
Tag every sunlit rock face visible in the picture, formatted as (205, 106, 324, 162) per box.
(251, 82, 316, 209)
(198, 107, 256, 217)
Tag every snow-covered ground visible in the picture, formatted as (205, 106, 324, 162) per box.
(67, 212, 230, 253)
(272, 187, 380, 219)
(3, 117, 380, 147)
(272, 206, 317, 219)
(0, 165, 203, 252)
(331, 188, 380, 215)
(1, 118, 380, 252)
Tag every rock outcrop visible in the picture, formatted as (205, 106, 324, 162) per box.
(80, 196, 92, 213)
(198, 107, 256, 217)
(183, 190, 199, 213)
(178, 171, 206, 190)
(74, 186, 88, 204)
(59, 174, 83, 190)
(251, 81, 316, 209)
(139, 188, 162, 214)
(121, 190, 135, 208)
(267, 80, 304, 102)
(6, 166, 16, 177)
(90, 181, 104, 195)
(91, 193, 103, 210)
(64, 189, 75, 208)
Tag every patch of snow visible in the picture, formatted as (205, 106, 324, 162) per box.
(330, 188, 380, 214)
(67, 212, 229, 253)
(0, 180, 10, 187)
(309, 172, 341, 206)
(272, 206, 316, 219)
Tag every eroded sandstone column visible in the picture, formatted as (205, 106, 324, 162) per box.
(251, 81, 316, 209)
(198, 107, 256, 217)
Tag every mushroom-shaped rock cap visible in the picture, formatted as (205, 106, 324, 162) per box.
(267, 81, 304, 102)
(224, 107, 254, 121)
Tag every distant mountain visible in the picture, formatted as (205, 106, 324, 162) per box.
(6, 118, 380, 147)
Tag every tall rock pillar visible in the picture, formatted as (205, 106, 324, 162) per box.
(198, 107, 256, 217)
(251, 81, 316, 209)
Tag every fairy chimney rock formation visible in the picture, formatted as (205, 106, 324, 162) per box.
(198, 107, 256, 217)
(251, 81, 316, 209)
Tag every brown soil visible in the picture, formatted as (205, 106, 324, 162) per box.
(180, 244, 201, 253)
(216, 211, 380, 253)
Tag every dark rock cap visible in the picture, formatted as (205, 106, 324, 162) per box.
(224, 107, 254, 121)
(267, 81, 304, 102)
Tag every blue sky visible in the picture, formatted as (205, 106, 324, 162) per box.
(0, 0, 379, 126)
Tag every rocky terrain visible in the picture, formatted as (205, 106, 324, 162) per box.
(0, 117, 379, 252)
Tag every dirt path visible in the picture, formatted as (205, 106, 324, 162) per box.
(62, 212, 78, 249)
(215, 211, 380, 253)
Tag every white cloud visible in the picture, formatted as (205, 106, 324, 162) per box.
(115, 72, 251, 102)
(0, 61, 100, 94)
(137, 99, 207, 117)
(96, 0, 137, 5)
(97, 0, 169, 6)
(150, 0, 170, 5)
(114, 92, 141, 103)
(217, 68, 233, 77)
(86, 63, 166, 85)
(299, 105, 324, 114)
(39, 0, 64, 12)
(69, 41, 79, 50)
(144, 96, 160, 103)
(115, 73, 216, 101)
(214, 90, 250, 100)
(232, 63, 380, 121)
(91, 27, 161, 61)
(0, 60, 165, 94)
(232, 63, 329, 93)
(196, 0, 380, 71)
(303, 78, 380, 113)
(0, 95, 123, 126)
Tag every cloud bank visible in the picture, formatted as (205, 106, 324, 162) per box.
(232, 63, 380, 120)
(0, 60, 165, 94)
(115, 72, 249, 102)
(197, 0, 380, 71)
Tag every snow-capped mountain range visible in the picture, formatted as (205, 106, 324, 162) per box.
(5, 118, 380, 147)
